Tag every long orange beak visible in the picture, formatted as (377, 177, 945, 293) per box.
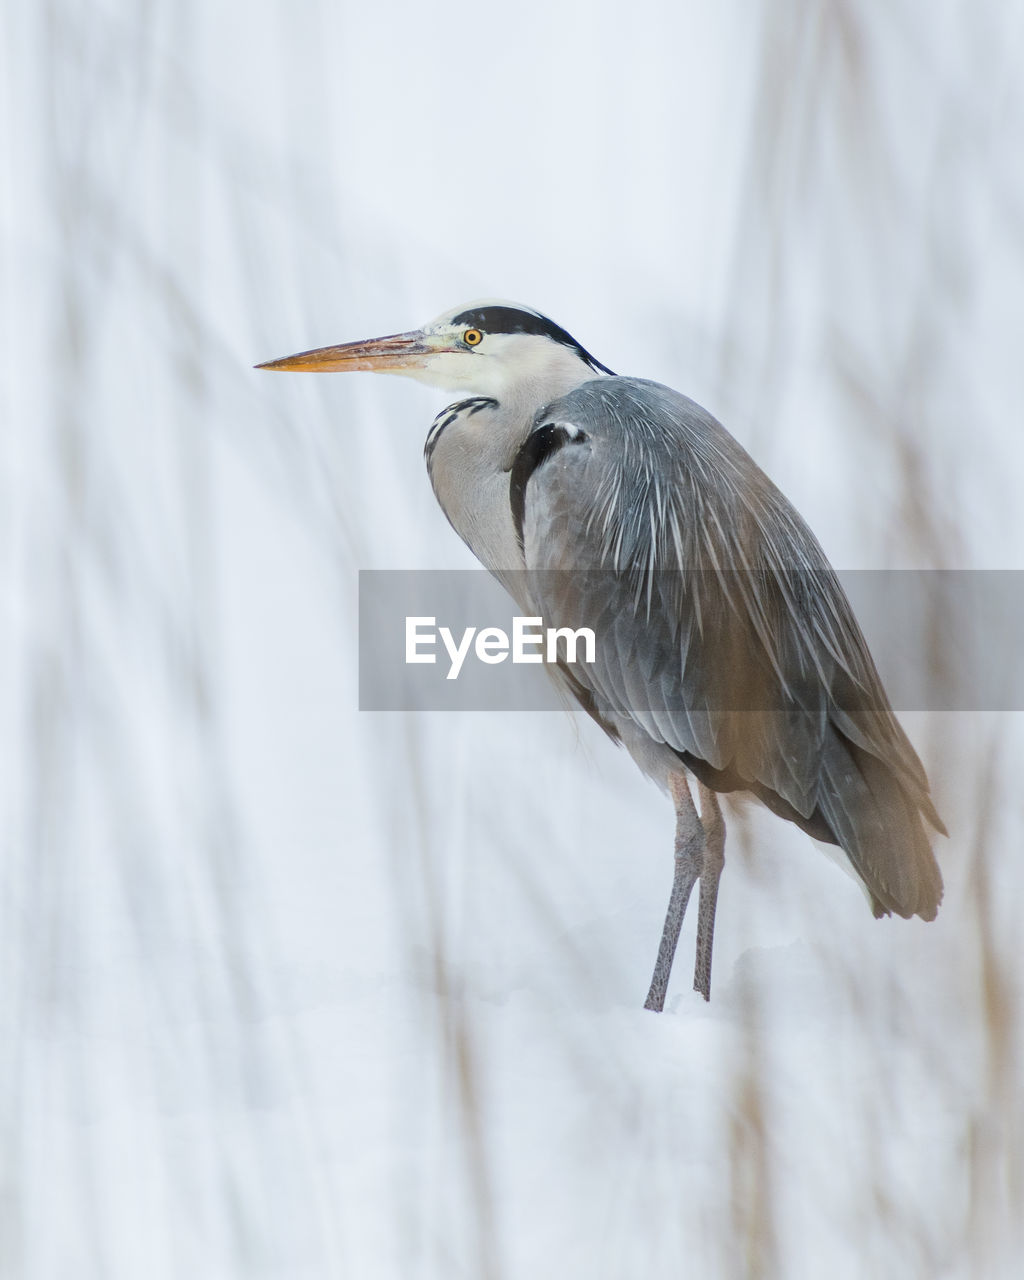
(255, 329, 446, 373)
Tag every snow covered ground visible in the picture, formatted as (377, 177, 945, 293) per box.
(3, 2, 1023, 1276)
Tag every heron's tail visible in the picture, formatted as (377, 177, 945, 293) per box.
(818, 733, 944, 921)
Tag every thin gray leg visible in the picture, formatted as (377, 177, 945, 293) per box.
(692, 783, 725, 1001)
(643, 774, 705, 1012)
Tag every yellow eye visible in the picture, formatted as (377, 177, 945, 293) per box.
(463, 328, 483, 347)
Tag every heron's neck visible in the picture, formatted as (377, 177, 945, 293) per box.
(424, 398, 532, 575)
(425, 359, 604, 573)
(498, 366, 596, 434)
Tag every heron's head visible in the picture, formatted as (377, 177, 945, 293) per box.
(256, 300, 613, 402)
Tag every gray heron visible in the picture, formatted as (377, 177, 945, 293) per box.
(257, 300, 945, 1010)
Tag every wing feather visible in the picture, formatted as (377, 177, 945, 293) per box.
(516, 378, 943, 919)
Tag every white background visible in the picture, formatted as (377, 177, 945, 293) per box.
(3, 2, 1023, 1276)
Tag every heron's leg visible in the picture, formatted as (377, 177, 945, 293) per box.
(643, 774, 705, 1012)
(692, 784, 726, 1001)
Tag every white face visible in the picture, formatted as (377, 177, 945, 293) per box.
(409, 300, 603, 401)
(411, 325, 592, 398)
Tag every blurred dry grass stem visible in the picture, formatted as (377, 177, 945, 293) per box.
(727, 980, 779, 1280)
(966, 730, 1022, 1270)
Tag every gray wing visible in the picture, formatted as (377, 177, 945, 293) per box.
(514, 377, 944, 920)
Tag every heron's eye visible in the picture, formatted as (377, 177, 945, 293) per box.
(463, 329, 483, 347)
